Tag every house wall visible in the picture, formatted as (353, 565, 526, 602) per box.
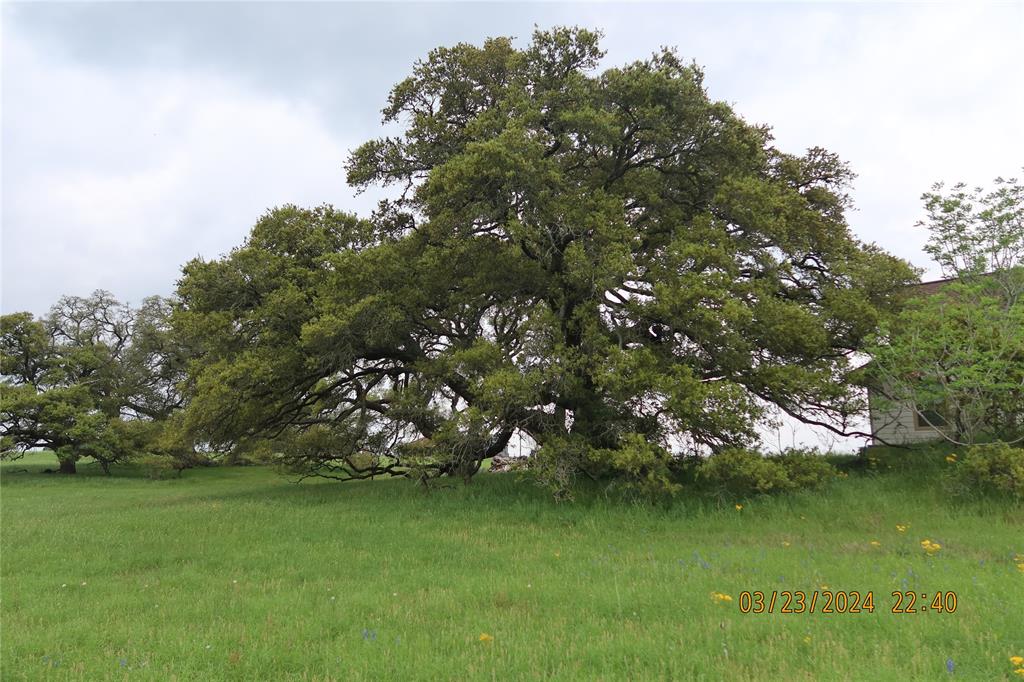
(868, 389, 948, 445)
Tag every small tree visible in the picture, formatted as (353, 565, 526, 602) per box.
(868, 174, 1024, 445)
(1, 291, 188, 473)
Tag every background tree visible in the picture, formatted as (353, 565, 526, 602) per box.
(1, 291, 187, 473)
(178, 28, 916, 494)
(121, 296, 189, 420)
(868, 174, 1024, 445)
(921, 174, 1024, 292)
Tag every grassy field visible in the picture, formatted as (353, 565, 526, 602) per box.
(1, 449, 1022, 680)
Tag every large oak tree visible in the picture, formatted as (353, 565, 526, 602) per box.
(177, 28, 915, 493)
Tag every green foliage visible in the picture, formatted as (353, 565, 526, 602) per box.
(177, 28, 915, 493)
(869, 280, 1023, 444)
(945, 441, 1024, 500)
(867, 174, 1024, 446)
(920, 173, 1024, 279)
(696, 447, 835, 497)
(137, 415, 212, 473)
(697, 448, 791, 497)
(589, 433, 681, 499)
(137, 453, 179, 480)
(775, 448, 839, 490)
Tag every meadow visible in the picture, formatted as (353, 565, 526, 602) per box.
(1, 449, 1022, 680)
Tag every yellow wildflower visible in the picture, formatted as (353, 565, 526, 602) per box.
(945, 455, 957, 463)
(479, 633, 494, 642)
(803, 636, 812, 644)
(735, 504, 743, 511)
(1014, 668, 1024, 677)
(870, 540, 881, 547)
(711, 592, 733, 603)
(782, 541, 791, 547)
(896, 524, 909, 533)
(1011, 656, 1024, 666)
(920, 539, 942, 554)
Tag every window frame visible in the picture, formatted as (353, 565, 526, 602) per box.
(914, 407, 948, 430)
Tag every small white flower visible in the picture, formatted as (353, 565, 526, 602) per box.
(81, 582, 87, 586)
(61, 584, 67, 588)
(232, 580, 237, 584)
(205, 645, 211, 650)
(392, 593, 397, 596)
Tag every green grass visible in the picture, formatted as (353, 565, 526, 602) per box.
(2, 449, 1022, 680)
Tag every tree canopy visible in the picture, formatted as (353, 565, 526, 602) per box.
(176, 28, 916, 493)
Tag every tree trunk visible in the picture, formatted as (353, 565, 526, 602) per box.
(58, 457, 77, 474)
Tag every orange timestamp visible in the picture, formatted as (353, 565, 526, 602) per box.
(738, 590, 960, 614)
(738, 590, 874, 614)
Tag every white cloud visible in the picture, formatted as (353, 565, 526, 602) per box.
(2, 31, 370, 314)
(728, 4, 1024, 277)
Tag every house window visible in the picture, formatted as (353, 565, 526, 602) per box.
(915, 407, 948, 430)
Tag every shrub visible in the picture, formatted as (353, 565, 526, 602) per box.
(590, 433, 681, 499)
(697, 448, 792, 497)
(774, 448, 837, 490)
(138, 454, 179, 480)
(945, 441, 1024, 500)
(854, 445, 946, 475)
(697, 447, 836, 498)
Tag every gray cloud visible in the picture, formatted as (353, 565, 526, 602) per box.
(3, 1, 1022, 317)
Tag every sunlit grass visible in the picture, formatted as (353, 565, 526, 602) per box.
(2, 449, 1022, 680)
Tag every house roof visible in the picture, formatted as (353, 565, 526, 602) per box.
(910, 276, 959, 296)
(908, 270, 1011, 298)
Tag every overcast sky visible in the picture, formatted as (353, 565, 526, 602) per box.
(4, 1, 1023, 316)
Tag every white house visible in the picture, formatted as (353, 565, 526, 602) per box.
(868, 390, 949, 446)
